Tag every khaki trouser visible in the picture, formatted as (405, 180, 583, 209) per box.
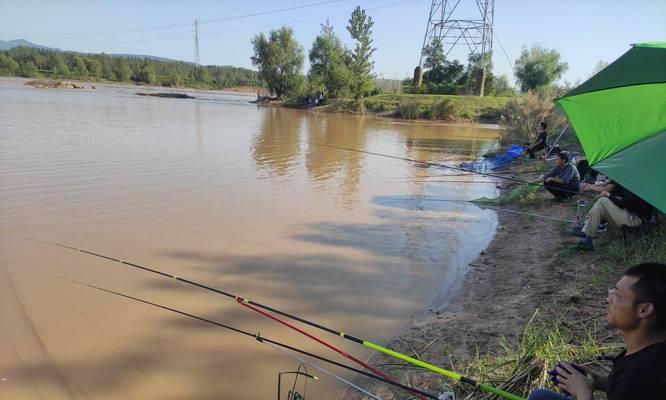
(582, 197, 642, 238)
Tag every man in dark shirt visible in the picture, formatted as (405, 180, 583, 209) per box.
(527, 121, 548, 158)
(574, 184, 654, 250)
(543, 152, 580, 200)
(528, 263, 666, 400)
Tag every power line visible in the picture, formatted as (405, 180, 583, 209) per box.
(199, 0, 344, 24)
(11, 0, 346, 40)
(30, 0, 421, 49)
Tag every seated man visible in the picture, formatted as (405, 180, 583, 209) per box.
(527, 121, 548, 159)
(528, 262, 666, 400)
(543, 152, 580, 200)
(574, 185, 654, 250)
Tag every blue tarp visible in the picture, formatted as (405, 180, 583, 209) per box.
(460, 144, 525, 172)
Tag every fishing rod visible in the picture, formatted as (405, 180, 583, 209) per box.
(40, 242, 422, 399)
(56, 276, 438, 400)
(307, 142, 589, 198)
(42, 240, 526, 400)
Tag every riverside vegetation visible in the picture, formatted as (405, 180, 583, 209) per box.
(0, 46, 259, 89)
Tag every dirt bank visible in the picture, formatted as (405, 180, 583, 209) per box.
(344, 162, 620, 400)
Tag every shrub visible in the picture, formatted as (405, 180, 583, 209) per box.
(397, 101, 420, 119)
(500, 88, 566, 146)
(428, 99, 459, 121)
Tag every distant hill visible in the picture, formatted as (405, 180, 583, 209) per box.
(0, 39, 52, 50)
(0, 38, 185, 63)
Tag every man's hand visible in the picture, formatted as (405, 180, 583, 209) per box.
(556, 362, 594, 400)
(545, 177, 553, 183)
(600, 191, 611, 198)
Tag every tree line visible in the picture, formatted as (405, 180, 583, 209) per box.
(0, 46, 259, 89)
(251, 6, 377, 100)
(251, 6, 569, 100)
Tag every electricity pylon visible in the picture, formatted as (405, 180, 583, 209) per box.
(415, 0, 494, 96)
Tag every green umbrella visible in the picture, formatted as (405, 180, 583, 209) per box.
(555, 41, 666, 213)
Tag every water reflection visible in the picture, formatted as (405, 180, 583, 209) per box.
(252, 107, 303, 177)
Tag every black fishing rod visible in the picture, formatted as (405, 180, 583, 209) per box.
(39, 241, 423, 399)
(307, 142, 589, 198)
(56, 276, 439, 400)
(41, 240, 525, 400)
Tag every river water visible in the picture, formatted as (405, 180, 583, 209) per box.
(0, 77, 499, 399)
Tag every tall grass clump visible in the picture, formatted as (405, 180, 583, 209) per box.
(500, 88, 566, 146)
(452, 311, 622, 399)
(398, 101, 421, 119)
(428, 99, 460, 121)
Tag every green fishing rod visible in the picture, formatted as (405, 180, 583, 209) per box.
(55, 276, 439, 400)
(42, 240, 526, 400)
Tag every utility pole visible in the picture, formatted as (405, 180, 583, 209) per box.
(416, 0, 494, 96)
(193, 19, 200, 65)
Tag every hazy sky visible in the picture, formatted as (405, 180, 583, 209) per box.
(1, 0, 664, 84)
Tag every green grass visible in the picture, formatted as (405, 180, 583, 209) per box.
(321, 94, 510, 123)
(446, 310, 621, 399)
(476, 184, 544, 208)
(452, 217, 665, 399)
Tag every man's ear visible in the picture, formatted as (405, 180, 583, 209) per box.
(637, 303, 656, 320)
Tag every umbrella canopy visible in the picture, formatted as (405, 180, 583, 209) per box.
(555, 42, 666, 213)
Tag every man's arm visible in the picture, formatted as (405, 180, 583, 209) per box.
(543, 167, 558, 181)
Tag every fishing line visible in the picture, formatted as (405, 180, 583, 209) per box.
(55, 276, 439, 400)
(417, 198, 578, 223)
(41, 240, 525, 400)
(307, 142, 589, 198)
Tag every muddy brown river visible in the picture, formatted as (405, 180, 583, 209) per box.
(0, 77, 499, 399)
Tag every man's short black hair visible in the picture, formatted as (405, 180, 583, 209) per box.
(558, 152, 569, 162)
(625, 263, 666, 330)
(540, 121, 547, 129)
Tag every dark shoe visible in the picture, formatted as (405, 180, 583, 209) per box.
(566, 227, 585, 237)
(574, 239, 594, 251)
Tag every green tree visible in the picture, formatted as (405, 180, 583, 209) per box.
(346, 6, 376, 99)
(166, 72, 183, 87)
(72, 56, 88, 77)
(514, 45, 568, 92)
(115, 60, 132, 81)
(0, 54, 20, 75)
(138, 64, 157, 85)
(51, 53, 69, 76)
(31, 53, 48, 70)
(490, 74, 515, 97)
(308, 21, 353, 98)
(101, 57, 115, 80)
(19, 61, 39, 77)
(85, 59, 102, 79)
(251, 26, 305, 98)
(422, 37, 445, 70)
(193, 66, 210, 83)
